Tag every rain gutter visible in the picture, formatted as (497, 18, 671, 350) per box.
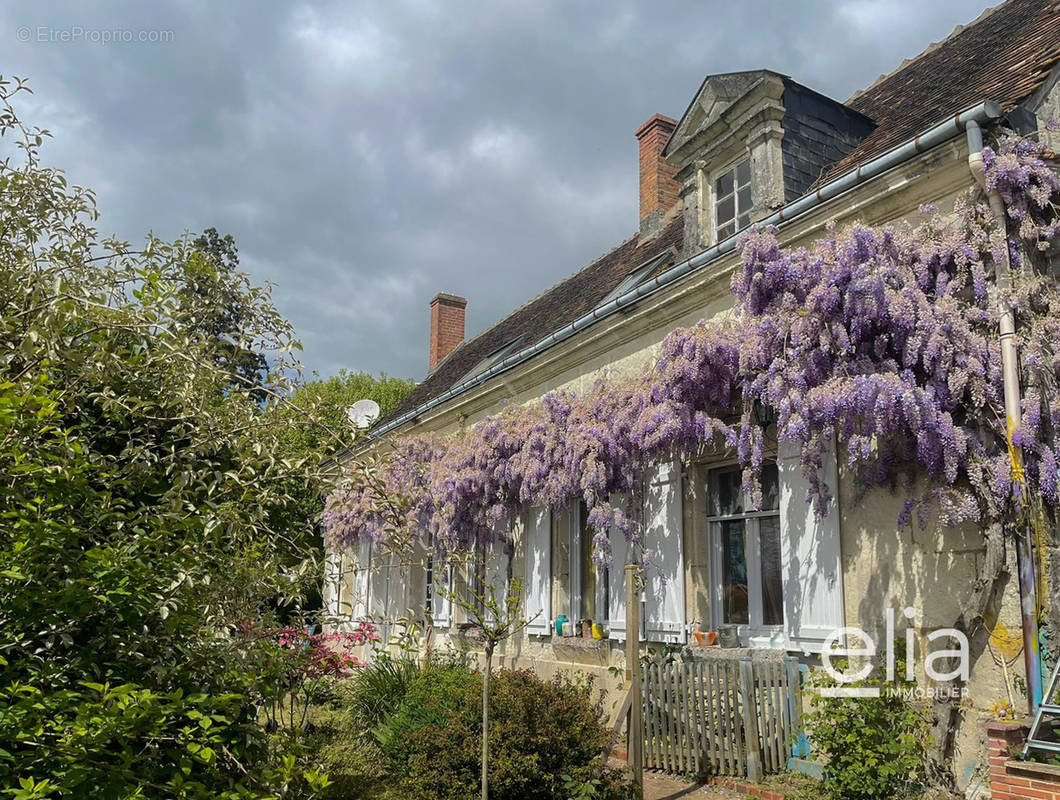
(363, 100, 1004, 445)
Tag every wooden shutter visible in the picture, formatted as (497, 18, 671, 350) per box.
(485, 535, 511, 623)
(568, 505, 584, 620)
(431, 561, 452, 629)
(388, 553, 409, 624)
(367, 545, 389, 626)
(352, 540, 370, 621)
(524, 507, 552, 635)
(779, 440, 844, 653)
(608, 496, 630, 641)
(643, 460, 686, 643)
(323, 552, 341, 621)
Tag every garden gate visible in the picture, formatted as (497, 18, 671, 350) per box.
(640, 656, 802, 779)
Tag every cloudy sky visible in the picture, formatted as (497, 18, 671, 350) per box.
(3, 0, 992, 381)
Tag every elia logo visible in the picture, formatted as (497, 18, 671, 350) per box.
(819, 607, 969, 699)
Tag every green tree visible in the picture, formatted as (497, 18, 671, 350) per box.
(0, 76, 341, 798)
(180, 226, 270, 398)
(283, 370, 415, 461)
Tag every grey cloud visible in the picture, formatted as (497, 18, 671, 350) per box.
(1, 0, 992, 380)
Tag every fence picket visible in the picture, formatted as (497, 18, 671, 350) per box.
(638, 655, 799, 779)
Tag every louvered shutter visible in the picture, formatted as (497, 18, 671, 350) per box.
(352, 540, 370, 621)
(388, 553, 409, 624)
(608, 499, 630, 642)
(485, 535, 511, 623)
(431, 561, 452, 629)
(367, 546, 389, 627)
(524, 507, 552, 635)
(323, 552, 341, 621)
(643, 460, 686, 643)
(780, 440, 844, 653)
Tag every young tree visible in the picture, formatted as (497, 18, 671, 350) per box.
(443, 574, 538, 800)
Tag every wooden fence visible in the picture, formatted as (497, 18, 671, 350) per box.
(641, 656, 802, 778)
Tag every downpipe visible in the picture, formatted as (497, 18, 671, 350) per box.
(967, 119, 1044, 713)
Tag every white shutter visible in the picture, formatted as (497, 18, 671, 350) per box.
(431, 561, 452, 629)
(568, 505, 583, 620)
(323, 552, 341, 621)
(608, 499, 630, 641)
(525, 507, 552, 635)
(780, 440, 844, 653)
(389, 554, 409, 624)
(352, 540, 370, 621)
(485, 536, 511, 623)
(643, 460, 686, 643)
(367, 545, 389, 623)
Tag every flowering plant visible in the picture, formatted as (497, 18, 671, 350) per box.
(324, 132, 1060, 567)
(234, 619, 378, 730)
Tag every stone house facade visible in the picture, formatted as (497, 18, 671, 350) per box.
(325, 0, 1060, 788)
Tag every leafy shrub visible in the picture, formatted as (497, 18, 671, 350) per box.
(375, 666, 623, 800)
(803, 652, 929, 800)
(345, 658, 422, 735)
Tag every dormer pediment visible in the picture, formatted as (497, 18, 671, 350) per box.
(663, 70, 786, 170)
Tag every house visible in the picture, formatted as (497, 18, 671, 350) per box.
(324, 0, 1060, 787)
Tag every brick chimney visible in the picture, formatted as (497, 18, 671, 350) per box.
(635, 114, 679, 237)
(428, 293, 466, 372)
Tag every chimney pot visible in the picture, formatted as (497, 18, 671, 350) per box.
(635, 114, 679, 236)
(428, 293, 467, 372)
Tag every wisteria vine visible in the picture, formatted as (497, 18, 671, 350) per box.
(324, 133, 1060, 565)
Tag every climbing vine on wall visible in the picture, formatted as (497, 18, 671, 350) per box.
(324, 133, 1060, 565)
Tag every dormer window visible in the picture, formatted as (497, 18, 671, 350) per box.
(456, 333, 529, 386)
(598, 248, 674, 307)
(714, 158, 752, 241)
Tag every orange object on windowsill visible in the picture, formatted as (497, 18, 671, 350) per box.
(692, 630, 718, 647)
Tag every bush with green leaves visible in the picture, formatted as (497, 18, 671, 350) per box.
(370, 665, 623, 800)
(803, 651, 930, 800)
(0, 76, 360, 798)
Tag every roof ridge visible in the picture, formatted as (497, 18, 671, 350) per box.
(847, 0, 1005, 104)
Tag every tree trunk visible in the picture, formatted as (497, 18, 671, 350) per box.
(928, 520, 1007, 785)
(482, 642, 493, 800)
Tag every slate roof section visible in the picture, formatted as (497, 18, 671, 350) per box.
(820, 0, 1060, 184)
(378, 212, 683, 427)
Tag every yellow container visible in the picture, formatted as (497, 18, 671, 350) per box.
(591, 623, 604, 639)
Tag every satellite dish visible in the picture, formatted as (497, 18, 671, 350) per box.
(347, 399, 381, 429)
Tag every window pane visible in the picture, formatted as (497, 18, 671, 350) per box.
(579, 504, 596, 619)
(720, 520, 749, 624)
(737, 186, 752, 214)
(735, 159, 751, 186)
(715, 170, 733, 197)
(758, 515, 784, 626)
(717, 222, 735, 240)
(709, 466, 744, 516)
(760, 462, 779, 511)
(716, 195, 735, 225)
(737, 213, 751, 231)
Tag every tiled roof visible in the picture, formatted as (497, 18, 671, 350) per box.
(378, 212, 683, 427)
(820, 0, 1060, 183)
(378, 0, 1060, 430)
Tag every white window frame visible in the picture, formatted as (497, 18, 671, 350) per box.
(711, 156, 752, 243)
(707, 459, 784, 648)
(567, 503, 609, 627)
